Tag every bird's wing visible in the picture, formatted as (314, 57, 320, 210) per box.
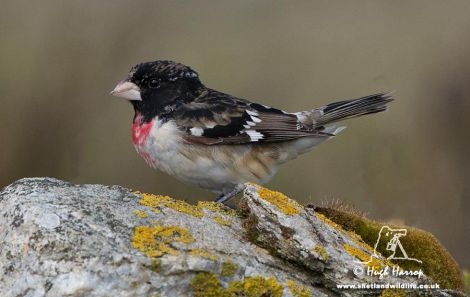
(172, 89, 330, 145)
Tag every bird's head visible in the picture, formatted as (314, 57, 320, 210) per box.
(111, 60, 203, 119)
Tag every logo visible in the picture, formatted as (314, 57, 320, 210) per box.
(352, 226, 424, 279)
(368, 226, 422, 264)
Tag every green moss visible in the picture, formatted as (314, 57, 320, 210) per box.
(149, 259, 161, 272)
(191, 272, 284, 297)
(316, 212, 391, 270)
(316, 207, 465, 291)
(287, 280, 313, 297)
(316, 213, 376, 255)
(465, 271, 470, 295)
(221, 259, 238, 277)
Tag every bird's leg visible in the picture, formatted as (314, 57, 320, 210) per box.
(215, 184, 246, 204)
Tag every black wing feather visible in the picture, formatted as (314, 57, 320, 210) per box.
(173, 89, 324, 145)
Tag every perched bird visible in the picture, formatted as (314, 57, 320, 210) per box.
(111, 60, 393, 203)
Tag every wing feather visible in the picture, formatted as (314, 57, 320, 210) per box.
(172, 89, 327, 145)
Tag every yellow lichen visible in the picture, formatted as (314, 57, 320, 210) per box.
(242, 276, 284, 297)
(189, 248, 219, 261)
(135, 192, 166, 213)
(133, 210, 149, 218)
(221, 259, 238, 277)
(136, 190, 242, 235)
(132, 225, 194, 257)
(136, 192, 242, 226)
(316, 213, 343, 231)
(137, 192, 241, 219)
(313, 244, 329, 262)
(137, 192, 204, 217)
(287, 280, 313, 297)
(213, 215, 232, 226)
(344, 243, 384, 270)
(257, 186, 302, 215)
(165, 199, 205, 217)
(225, 281, 244, 295)
(197, 201, 237, 217)
(379, 288, 406, 297)
(191, 272, 284, 297)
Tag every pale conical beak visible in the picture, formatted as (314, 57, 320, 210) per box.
(110, 80, 142, 101)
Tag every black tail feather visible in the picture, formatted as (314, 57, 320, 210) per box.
(315, 93, 393, 127)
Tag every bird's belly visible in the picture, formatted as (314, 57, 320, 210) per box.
(133, 119, 280, 192)
(132, 119, 239, 192)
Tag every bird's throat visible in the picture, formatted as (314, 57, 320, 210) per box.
(132, 112, 154, 146)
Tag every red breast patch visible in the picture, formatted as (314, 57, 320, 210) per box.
(132, 113, 154, 146)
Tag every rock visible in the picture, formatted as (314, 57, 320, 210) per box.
(0, 178, 465, 297)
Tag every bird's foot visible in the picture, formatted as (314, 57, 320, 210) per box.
(215, 184, 246, 204)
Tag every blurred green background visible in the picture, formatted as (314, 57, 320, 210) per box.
(1, 1, 469, 269)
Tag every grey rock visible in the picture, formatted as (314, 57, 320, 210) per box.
(0, 178, 464, 297)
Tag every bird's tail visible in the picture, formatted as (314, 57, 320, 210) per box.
(312, 93, 394, 128)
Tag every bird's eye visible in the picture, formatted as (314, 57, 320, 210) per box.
(149, 79, 160, 88)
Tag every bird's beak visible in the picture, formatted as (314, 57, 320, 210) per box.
(110, 80, 142, 101)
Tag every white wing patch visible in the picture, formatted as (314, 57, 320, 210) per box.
(246, 110, 259, 116)
(246, 110, 262, 124)
(190, 127, 204, 136)
(245, 130, 264, 141)
(250, 115, 262, 123)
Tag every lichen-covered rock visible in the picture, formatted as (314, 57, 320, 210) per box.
(0, 178, 465, 297)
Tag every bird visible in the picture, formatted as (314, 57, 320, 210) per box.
(110, 60, 393, 204)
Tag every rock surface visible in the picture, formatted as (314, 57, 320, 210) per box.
(0, 178, 465, 297)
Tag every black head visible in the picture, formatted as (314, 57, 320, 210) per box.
(111, 60, 203, 120)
